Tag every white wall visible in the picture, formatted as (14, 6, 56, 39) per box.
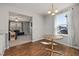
(0, 5, 9, 55)
(43, 15, 54, 35)
(72, 4, 79, 47)
(32, 15, 44, 41)
(0, 34, 6, 55)
(0, 4, 44, 55)
(0, 5, 8, 33)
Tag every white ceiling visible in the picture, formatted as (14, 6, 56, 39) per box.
(6, 3, 75, 15)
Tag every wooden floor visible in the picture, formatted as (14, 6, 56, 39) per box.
(4, 39, 79, 56)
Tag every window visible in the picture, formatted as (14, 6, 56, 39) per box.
(55, 12, 68, 35)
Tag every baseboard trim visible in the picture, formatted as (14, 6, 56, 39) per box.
(71, 45, 79, 50)
(0, 50, 4, 56)
(54, 41, 79, 50)
(32, 38, 43, 42)
(32, 39, 39, 42)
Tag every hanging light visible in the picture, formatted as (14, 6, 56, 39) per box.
(48, 11, 51, 14)
(15, 17, 18, 22)
(55, 9, 58, 13)
(48, 4, 58, 15)
(15, 19, 18, 21)
(51, 13, 55, 15)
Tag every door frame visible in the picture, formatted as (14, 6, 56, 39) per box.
(8, 12, 33, 48)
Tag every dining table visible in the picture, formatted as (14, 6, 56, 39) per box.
(44, 34, 64, 56)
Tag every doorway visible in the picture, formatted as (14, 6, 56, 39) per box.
(8, 12, 32, 47)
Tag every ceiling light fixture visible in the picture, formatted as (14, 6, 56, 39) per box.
(48, 11, 51, 14)
(48, 4, 58, 16)
(55, 9, 58, 13)
(15, 20, 18, 21)
(15, 17, 18, 21)
(51, 13, 55, 16)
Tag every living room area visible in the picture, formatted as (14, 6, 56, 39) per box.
(9, 12, 32, 47)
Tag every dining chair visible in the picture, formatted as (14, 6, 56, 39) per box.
(40, 34, 64, 56)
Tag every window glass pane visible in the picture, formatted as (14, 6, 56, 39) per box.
(55, 12, 68, 35)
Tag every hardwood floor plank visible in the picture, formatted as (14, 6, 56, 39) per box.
(4, 39, 79, 56)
